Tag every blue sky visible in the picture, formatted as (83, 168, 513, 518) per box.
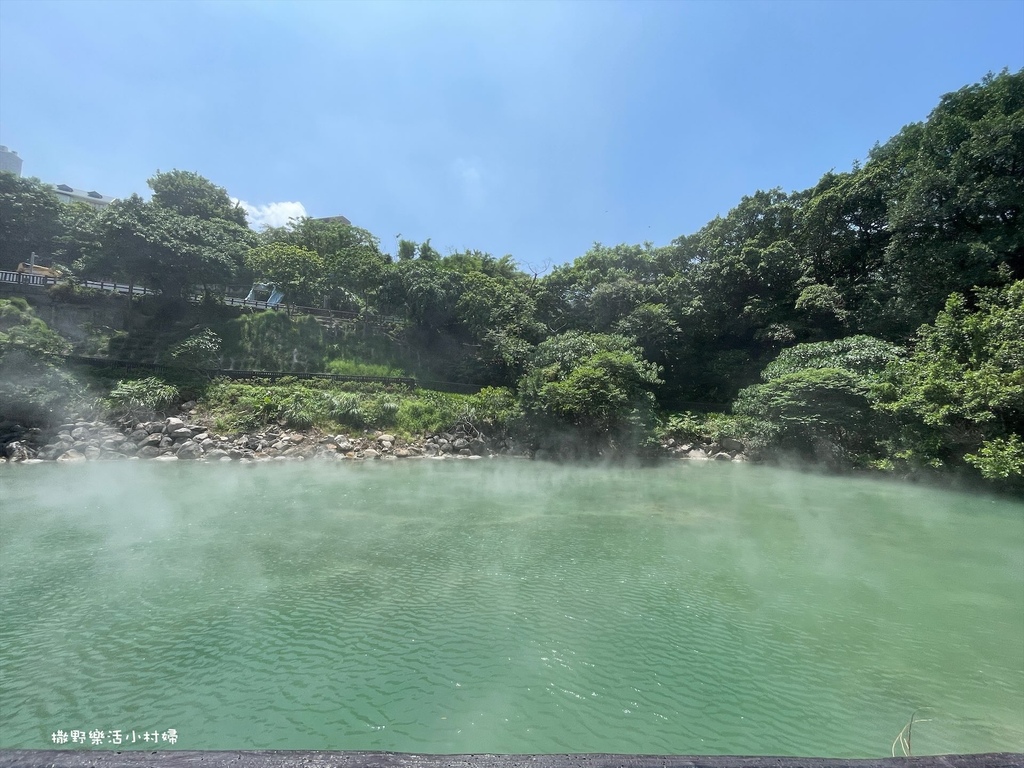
(1, 0, 1022, 272)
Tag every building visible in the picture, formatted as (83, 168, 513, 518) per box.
(49, 183, 116, 209)
(0, 145, 23, 176)
(312, 215, 352, 226)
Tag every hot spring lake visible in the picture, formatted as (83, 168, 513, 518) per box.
(0, 461, 1021, 757)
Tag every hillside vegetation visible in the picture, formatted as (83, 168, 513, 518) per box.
(1, 70, 1021, 488)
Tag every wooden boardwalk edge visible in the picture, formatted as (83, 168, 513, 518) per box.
(0, 751, 1020, 768)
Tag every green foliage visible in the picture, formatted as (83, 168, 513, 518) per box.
(169, 329, 222, 368)
(518, 332, 661, 455)
(0, 173, 63, 268)
(965, 436, 1024, 481)
(148, 169, 248, 226)
(659, 411, 753, 444)
(82, 193, 254, 297)
(761, 335, 902, 381)
(735, 336, 902, 463)
(105, 377, 179, 420)
(221, 312, 328, 372)
(877, 281, 1024, 476)
(0, 300, 86, 426)
(245, 242, 325, 306)
(0, 298, 71, 358)
(325, 357, 407, 378)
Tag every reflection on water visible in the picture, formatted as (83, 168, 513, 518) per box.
(1, 461, 1022, 756)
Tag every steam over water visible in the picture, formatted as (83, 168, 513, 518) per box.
(1, 461, 1021, 757)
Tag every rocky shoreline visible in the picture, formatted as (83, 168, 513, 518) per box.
(1, 415, 749, 465)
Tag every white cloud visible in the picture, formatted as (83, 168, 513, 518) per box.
(451, 158, 485, 208)
(233, 199, 309, 230)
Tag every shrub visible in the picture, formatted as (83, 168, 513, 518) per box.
(106, 377, 179, 420)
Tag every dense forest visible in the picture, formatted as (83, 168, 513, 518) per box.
(1, 70, 1022, 487)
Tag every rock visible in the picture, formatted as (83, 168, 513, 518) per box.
(70, 427, 89, 440)
(453, 438, 470, 450)
(380, 441, 393, 451)
(100, 439, 123, 452)
(206, 449, 230, 461)
(164, 417, 185, 432)
(288, 433, 304, 444)
(467, 455, 483, 460)
(438, 440, 452, 453)
(159, 436, 174, 449)
(120, 442, 139, 455)
(459, 448, 472, 456)
(686, 448, 708, 460)
(193, 432, 209, 443)
(713, 452, 732, 461)
(153, 455, 178, 462)
(57, 450, 87, 462)
(362, 448, 379, 459)
(720, 437, 745, 452)
(128, 429, 149, 443)
(395, 448, 410, 458)
(732, 453, 749, 462)
(137, 446, 161, 459)
(170, 427, 193, 440)
(176, 441, 203, 460)
(336, 440, 354, 452)
(144, 421, 164, 434)
(84, 446, 101, 460)
(378, 434, 395, 444)
(228, 449, 245, 461)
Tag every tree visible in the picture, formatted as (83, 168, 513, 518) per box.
(517, 331, 661, 456)
(0, 173, 63, 268)
(245, 243, 326, 307)
(734, 336, 902, 463)
(82, 193, 251, 298)
(877, 280, 1024, 479)
(148, 170, 248, 226)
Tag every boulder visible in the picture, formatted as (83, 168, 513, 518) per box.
(57, 450, 86, 463)
(84, 446, 101, 460)
(363, 448, 379, 459)
(137, 446, 161, 459)
(720, 437, 745, 453)
(686, 448, 708, 460)
(453, 438, 470, 450)
(170, 427, 193, 440)
(176, 441, 203, 460)
(164, 417, 185, 432)
(378, 434, 395, 444)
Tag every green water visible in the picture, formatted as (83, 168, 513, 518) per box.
(0, 461, 1021, 757)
